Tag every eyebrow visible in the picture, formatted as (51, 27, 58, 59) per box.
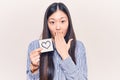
(48, 17, 67, 20)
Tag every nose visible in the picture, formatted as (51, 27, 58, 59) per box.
(56, 23, 61, 30)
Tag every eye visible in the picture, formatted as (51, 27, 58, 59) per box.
(49, 21, 55, 24)
(61, 20, 65, 23)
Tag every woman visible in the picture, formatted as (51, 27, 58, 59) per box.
(26, 2, 87, 80)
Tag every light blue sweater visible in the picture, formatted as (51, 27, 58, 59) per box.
(26, 40, 87, 80)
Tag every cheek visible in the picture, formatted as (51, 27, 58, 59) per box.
(50, 30, 55, 36)
(63, 24, 69, 36)
(63, 28, 68, 36)
(48, 26, 56, 36)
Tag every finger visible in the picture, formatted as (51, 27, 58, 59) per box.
(54, 32, 60, 48)
(31, 60, 39, 66)
(34, 58, 40, 64)
(36, 58, 40, 63)
(59, 32, 62, 38)
(35, 48, 43, 52)
(61, 32, 64, 37)
(59, 32, 64, 41)
(59, 32, 66, 43)
(31, 56, 40, 66)
(30, 51, 39, 58)
(54, 32, 56, 37)
(31, 48, 43, 57)
(58, 32, 63, 41)
(36, 61, 39, 66)
(67, 39, 73, 47)
(56, 31, 58, 36)
(57, 32, 61, 40)
(55, 32, 59, 41)
(33, 55, 40, 61)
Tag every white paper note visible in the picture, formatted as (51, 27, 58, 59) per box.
(39, 38, 54, 53)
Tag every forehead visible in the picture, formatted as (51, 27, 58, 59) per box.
(48, 10, 68, 20)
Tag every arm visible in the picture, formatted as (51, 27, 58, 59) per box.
(60, 41, 88, 80)
(26, 40, 40, 80)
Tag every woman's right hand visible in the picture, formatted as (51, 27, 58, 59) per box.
(30, 48, 42, 73)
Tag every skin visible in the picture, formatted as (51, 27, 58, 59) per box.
(30, 9, 73, 73)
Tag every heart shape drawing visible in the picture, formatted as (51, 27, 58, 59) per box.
(41, 41, 51, 49)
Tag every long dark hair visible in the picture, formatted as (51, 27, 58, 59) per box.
(39, 2, 76, 80)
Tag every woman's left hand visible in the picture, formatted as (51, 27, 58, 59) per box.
(54, 32, 73, 60)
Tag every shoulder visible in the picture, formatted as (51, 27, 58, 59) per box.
(75, 40, 86, 57)
(28, 39, 40, 52)
(76, 40, 85, 50)
(28, 39, 39, 46)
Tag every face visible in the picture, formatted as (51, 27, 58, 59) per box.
(48, 10, 69, 38)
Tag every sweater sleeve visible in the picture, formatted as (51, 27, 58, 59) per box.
(59, 41, 88, 80)
(26, 40, 39, 80)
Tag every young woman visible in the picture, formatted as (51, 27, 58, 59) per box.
(26, 2, 87, 80)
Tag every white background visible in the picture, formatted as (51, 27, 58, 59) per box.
(0, 0, 120, 80)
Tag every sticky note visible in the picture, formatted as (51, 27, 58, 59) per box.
(39, 38, 54, 53)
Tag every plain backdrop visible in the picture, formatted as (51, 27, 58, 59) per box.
(0, 0, 120, 80)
